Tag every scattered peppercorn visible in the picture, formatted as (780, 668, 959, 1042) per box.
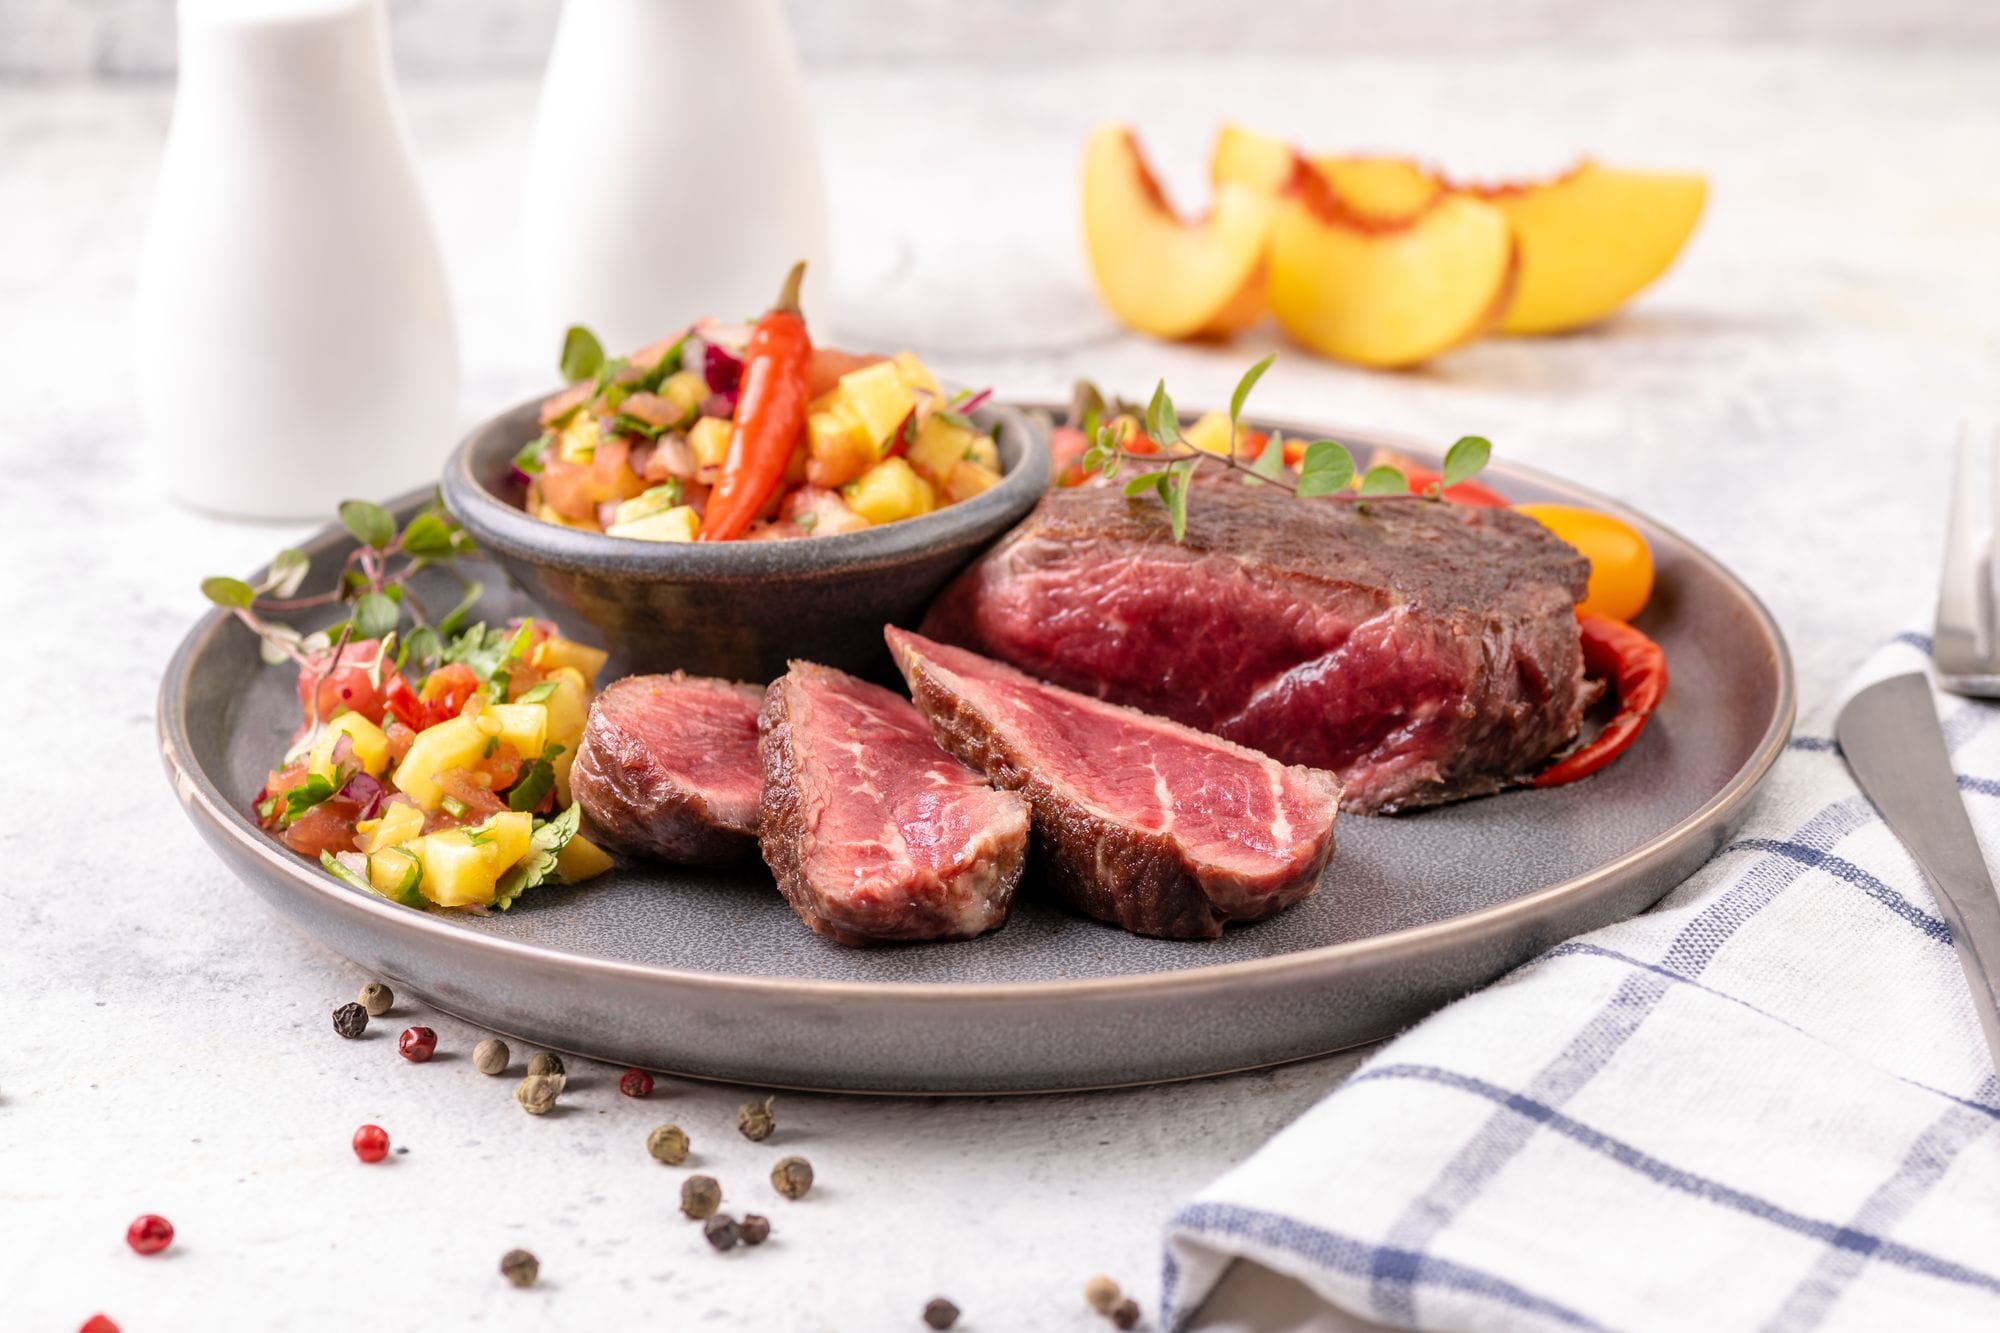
(357, 981, 393, 1016)
(125, 1214, 174, 1256)
(739, 1213, 771, 1246)
(736, 1097, 776, 1142)
(474, 1038, 510, 1076)
(331, 1003, 368, 1039)
(80, 1316, 121, 1333)
(499, 1248, 540, 1288)
(526, 1052, 565, 1078)
(1085, 1275, 1123, 1314)
(703, 1213, 742, 1251)
(1111, 1296, 1141, 1329)
(770, 1155, 814, 1200)
(681, 1174, 722, 1219)
(647, 1124, 690, 1165)
(619, 1068, 654, 1098)
(516, 1073, 563, 1116)
(923, 1297, 960, 1329)
(352, 1124, 390, 1163)
(398, 1026, 438, 1062)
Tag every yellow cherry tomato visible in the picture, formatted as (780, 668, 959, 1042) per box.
(1516, 502, 1654, 622)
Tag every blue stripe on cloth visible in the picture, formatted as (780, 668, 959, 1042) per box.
(1362, 795, 1880, 1324)
(1536, 942, 2000, 1121)
(1726, 840, 1952, 944)
(1352, 1063, 2000, 1300)
(1762, 1077, 2000, 1333)
(1162, 1201, 1609, 1332)
(1789, 736, 1840, 752)
(1893, 631, 1936, 655)
(1959, 775, 2000, 799)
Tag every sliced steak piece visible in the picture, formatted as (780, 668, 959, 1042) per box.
(758, 661, 1030, 947)
(572, 673, 766, 864)
(922, 482, 1593, 813)
(886, 628, 1341, 940)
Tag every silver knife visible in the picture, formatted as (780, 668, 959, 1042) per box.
(1837, 672, 2000, 1077)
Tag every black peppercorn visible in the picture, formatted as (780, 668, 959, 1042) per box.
(681, 1174, 722, 1219)
(332, 1003, 368, 1039)
(739, 1213, 771, 1246)
(770, 1155, 813, 1200)
(923, 1297, 960, 1329)
(526, 1052, 565, 1079)
(498, 1248, 539, 1288)
(703, 1213, 742, 1251)
(1111, 1296, 1141, 1329)
(736, 1097, 776, 1142)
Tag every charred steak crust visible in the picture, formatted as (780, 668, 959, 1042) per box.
(757, 662, 1030, 948)
(571, 673, 766, 865)
(888, 630, 1341, 941)
(922, 484, 1594, 814)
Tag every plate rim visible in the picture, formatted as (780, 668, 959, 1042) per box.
(158, 408, 1796, 1005)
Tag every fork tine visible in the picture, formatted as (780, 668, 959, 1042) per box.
(1935, 425, 1987, 672)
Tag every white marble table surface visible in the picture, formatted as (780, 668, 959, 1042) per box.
(4, 48, 1999, 1332)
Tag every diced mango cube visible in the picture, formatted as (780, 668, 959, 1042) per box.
(309, 710, 392, 780)
(843, 457, 936, 525)
(906, 416, 984, 486)
(943, 461, 1003, 503)
(367, 844, 425, 902)
(1183, 410, 1240, 457)
(556, 832, 616, 882)
(687, 415, 734, 470)
(479, 703, 548, 760)
(392, 715, 488, 811)
(357, 800, 426, 854)
(417, 829, 500, 907)
(964, 432, 1000, 471)
(557, 411, 600, 463)
(891, 351, 941, 396)
(606, 504, 700, 542)
(658, 370, 708, 423)
(838, 360, 917, 450)
(541, 668, 590, 803)
(807, 398, 876, 488)
(532, 637, 608, 684)
(473, 810, 535, 872)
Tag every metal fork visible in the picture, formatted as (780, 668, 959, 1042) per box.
(1935, 426, 2000, 696)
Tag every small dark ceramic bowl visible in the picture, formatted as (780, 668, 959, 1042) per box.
(441, 396, 1048, 684)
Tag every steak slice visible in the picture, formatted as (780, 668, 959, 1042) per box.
(886, 628, 1341, 940)
(758, 661, 1030, 947)
(922, 482, 1593, 813)
(572, 673, 766, 864)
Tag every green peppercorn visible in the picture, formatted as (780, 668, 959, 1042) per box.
(770, 1155, 813, 1200)
(474, 1038, 510, 1076)
(736, 1097, 776, 1142)
(498, 1248, 539, 1288)
(680, 1174, 722, 1219)
(739, 1213, 771, 1246)
(923, 1297, 960, 1329)
(526, 1052, 565, 1079)
(646, 1124, 690, 1165)
(1111, 1296, 1141, 1330)
(515, 1073, 562, 1116)
(357, 982, 393, 1016)
(331, 1003, 368, 1039)
(702, 1213, 741, 1251)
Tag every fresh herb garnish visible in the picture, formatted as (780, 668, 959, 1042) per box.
(793, 512, 817, 532)
(507, 743, 564, 812)
(282, 773, 340, 826)
(612, 413, 670, 440)
(440, 794, 469, 820)
(320, 850, 375, 895)
(516, 682, 558, 705)
(559, 325, 605, 384)
(1080, 355, 1493, 540)
(493, 803, 582, 911)
(513, 433, 552, 477)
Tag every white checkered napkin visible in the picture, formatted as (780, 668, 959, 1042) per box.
(1165, 635, 2000, 1332)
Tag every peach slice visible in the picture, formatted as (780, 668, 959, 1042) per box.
(1472, 162, 1706, 334)
(1082, 124, 1276, 339)
(1310, 156, 1445, 219)
(1267, 158, 1515, 369)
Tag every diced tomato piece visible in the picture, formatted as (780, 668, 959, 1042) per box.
(296, 640, 386, 725)
(475, 742, 525, 792)
(384, 718, 418, 766)
(419, 664, 480, 728)
(434, 768, 506, 823)
(383, 673, 424, 731)
(281, 797, 361, 857)
(537, 453, 598, 520)
(806, 348, 888, 399)
(1400, 466, 1510, 508)
(1048, 426, 1089, 487)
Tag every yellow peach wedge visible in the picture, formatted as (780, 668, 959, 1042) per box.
(1470, 161, 1706, 334)
(1268, 158, 1516, 370)
(1081, 124, 1276, 340)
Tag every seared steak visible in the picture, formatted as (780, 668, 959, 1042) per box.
(572, 673, 766, 864)
(758, 661, 1030, 947)
(922, 483, 1592, 813)
(886, 628, 1341, 939)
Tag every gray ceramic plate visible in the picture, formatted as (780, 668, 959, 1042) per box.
(159, 412, 1793, 1094)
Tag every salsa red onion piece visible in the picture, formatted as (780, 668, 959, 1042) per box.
(703, 342, 743, 395)
(701, 391, 739, 419)
(339, 770, 387, 821)
(954, 387, 993, 415)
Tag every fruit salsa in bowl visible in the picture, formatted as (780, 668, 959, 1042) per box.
(442, 265, 1049, 685)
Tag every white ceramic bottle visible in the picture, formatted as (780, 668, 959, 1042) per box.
(136, 0, 460, 520)
(521, 0, 830, 354)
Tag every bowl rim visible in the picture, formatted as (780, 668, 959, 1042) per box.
(442, 392, 1049, 580)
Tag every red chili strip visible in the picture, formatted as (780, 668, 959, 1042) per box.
(1533, 611, 1668, 787)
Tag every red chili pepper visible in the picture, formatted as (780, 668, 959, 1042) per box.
(383, 673, 424, 732)
(1401, 465, 1510, 508)
(1534, 611, 1668, 787)
(700, 262, 813, 541)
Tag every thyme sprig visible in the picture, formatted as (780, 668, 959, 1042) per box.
(199, 497, 480, 677)
(1079, 354, 1495, 540)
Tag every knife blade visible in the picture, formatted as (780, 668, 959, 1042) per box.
(1836, 672, 2000, 1077)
